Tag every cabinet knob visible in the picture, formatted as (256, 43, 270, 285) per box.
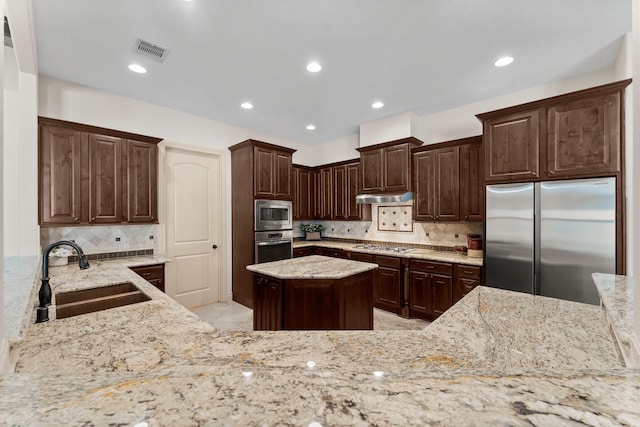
(212, 244, 218, 249)
(74, 217, 79, 221)
(91, 217, 96, 221)
(464, 215, 469, 220)
(150, 216, 155, 220)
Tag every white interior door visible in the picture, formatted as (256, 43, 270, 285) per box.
(164, 145, 224, 308)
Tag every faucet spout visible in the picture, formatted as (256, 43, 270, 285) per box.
(36, 240, 91, 323)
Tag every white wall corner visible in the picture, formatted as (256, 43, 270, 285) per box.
(613, 32, 633, 80)
(359, 111, 420, 148)
(5, 0, 38, 75)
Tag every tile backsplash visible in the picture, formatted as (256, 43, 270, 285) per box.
(294, 203, 483, 247)
(40, 225, 159, 254)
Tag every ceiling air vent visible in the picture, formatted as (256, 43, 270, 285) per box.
(133, 38, 169, 63)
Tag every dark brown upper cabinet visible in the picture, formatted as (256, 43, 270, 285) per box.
(477, 79, 630, 183)
(39, 124, 85, 225)
(459, 138, 484, 221)
(412, 136, 483, 222)
(125, 140, 158, 223)
(333, 165, 347, 219)
(292, 165, 314, 220)
(331, 160, 367, 221)
(480, 108, 541, 183)
(88, 134, 123, 224)
(317, 166, 333, 220)
(357, 137, 423, 194)
(38, 117, 162, 226)
(547, 91, 621, 178)
(345, 161, 363, 220)
(253, 144, 294, 199)
(413, 145, 460, 221)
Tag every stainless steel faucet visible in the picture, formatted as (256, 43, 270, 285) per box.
(36, 240, 90, 323)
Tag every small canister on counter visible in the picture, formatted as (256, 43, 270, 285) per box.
(467, 235, 483, 258)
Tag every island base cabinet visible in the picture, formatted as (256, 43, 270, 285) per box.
(253, 270, 374, 331)
(253, 275, 283, 331)
(284, 271, 373, 330)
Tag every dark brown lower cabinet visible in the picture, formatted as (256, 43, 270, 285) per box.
(253, 275, 283, 330)
(252, 270, 374, 331)
(373, 256, 403, 314)
(129, 263, 165, 292)
(453, 264, 482, 303)
(409, 260, 453, 321)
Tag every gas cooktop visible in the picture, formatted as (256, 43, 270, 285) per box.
(353, 244, 414, 254)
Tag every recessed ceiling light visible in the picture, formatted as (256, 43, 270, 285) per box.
(306, 62, 322, 73)
(241, 102, 253, 109)
(128, 64, 147, 74)
(372, 101, 384, 109)
(494, 56, 514, 67)
(306, 124, 316, 130)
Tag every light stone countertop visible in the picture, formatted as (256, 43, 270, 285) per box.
(294, 239, 484, 266)
(2, 258, 639, 425)
(593, 272, 640, 368)
(3, 256, 40, 340)
(246, 255, 378, 279)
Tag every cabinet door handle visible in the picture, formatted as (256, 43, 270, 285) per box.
(150, 216, 155, 220)
(463, 270, 474, 274)
(140, 272, 152, 276)
(91, 217, 96, 221)
(74, 217, 79, 221)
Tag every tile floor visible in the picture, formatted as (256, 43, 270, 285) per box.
(191, 300, 430, 331)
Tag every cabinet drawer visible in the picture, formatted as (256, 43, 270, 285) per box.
(458, 278, 479, 295)
(375, 255, 402, 269)
(293, 247, 313, 258)
(410, 259, 452, 276)
(130, 264, 164, 281)
(322, 248, 348, 259)
(454, 264, 481, 280)
(349, 252, 375, 263)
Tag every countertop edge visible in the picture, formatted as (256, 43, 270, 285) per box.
(293, 240, 483, 266)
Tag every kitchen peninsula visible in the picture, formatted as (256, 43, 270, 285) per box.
(247, 255, 378, 330)
(3, 257, 639, 425)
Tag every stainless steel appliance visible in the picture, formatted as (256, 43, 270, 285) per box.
(255, 200, 292, 231)
(485, 177, 616, 305)
(255, 230, 293, 263)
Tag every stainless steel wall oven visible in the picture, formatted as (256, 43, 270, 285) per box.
(255, 230, 293, 264)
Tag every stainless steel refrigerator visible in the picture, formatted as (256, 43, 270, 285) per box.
(485, 177, 616, 305)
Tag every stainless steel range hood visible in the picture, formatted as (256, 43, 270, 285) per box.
(355, 192, 413, 204)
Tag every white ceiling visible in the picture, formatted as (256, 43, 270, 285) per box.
(31, 0, 631, 145)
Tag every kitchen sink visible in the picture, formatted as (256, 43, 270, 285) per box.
(55, 282, 151, 319)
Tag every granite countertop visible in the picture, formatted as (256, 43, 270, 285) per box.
(294, 239, 484, 266)
(593, 272, 640, 368)
(246, 255, 378, 279)
(2, 259, 639, 425)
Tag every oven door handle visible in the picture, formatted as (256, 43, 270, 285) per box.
(256, 240, 291, 246)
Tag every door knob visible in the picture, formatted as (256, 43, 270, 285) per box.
(212, 244, 218, 249)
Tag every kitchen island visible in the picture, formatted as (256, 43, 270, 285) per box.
(2, 258, 639, 426)
(247, 255, 378, 330)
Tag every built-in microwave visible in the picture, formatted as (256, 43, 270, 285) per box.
(254, 200, 292, 231)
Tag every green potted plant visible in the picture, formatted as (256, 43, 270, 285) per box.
(300, 223, 324, 241)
